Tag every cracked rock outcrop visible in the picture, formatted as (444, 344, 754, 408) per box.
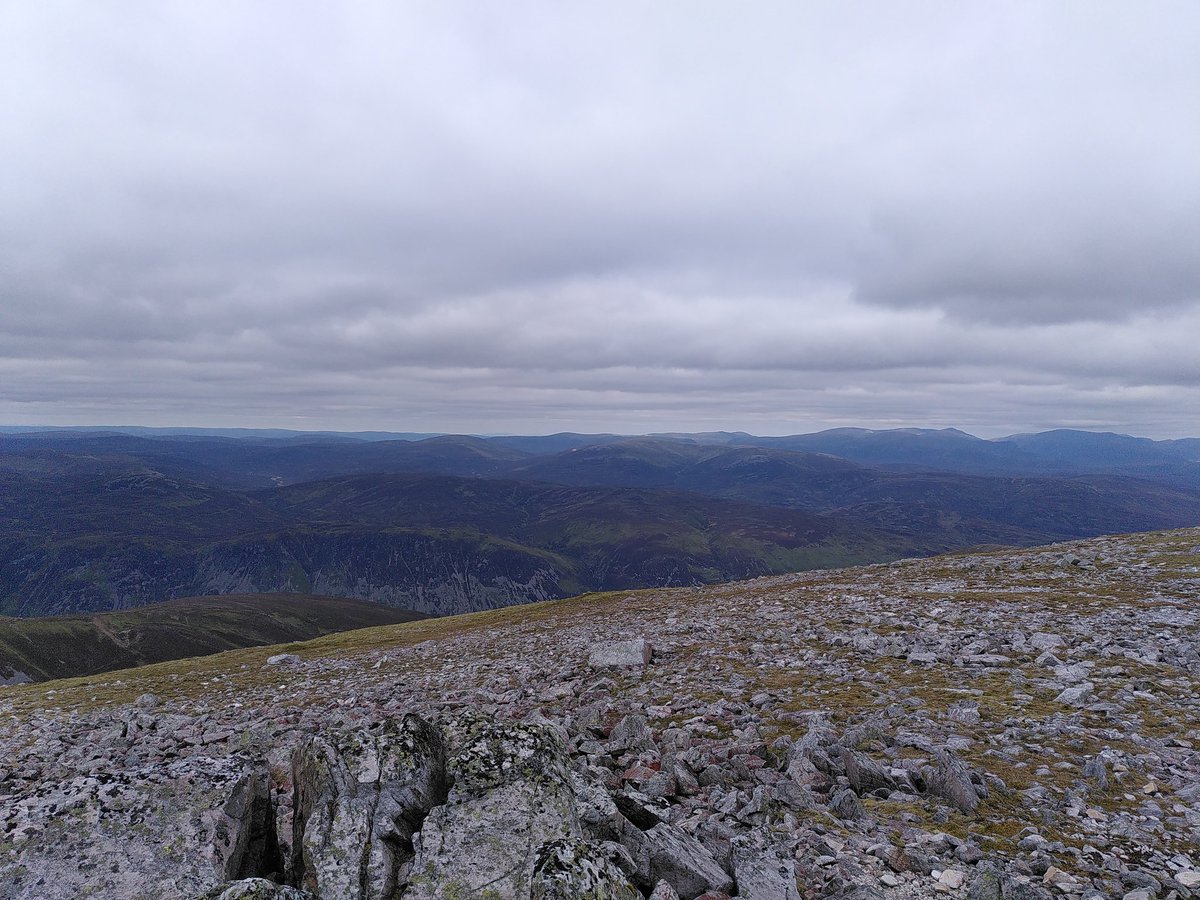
(291, 714, 447, 899)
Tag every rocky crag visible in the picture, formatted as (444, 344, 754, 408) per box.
(2, 527, 1199, 899)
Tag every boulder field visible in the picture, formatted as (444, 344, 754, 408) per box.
(2, 527, 1199, 898)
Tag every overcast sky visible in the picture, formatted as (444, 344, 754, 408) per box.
(1, 2, 1197, 438)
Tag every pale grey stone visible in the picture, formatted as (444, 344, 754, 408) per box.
(641, 822, 733, 899)
(1055, 682, 1094, 706)
(589, 639, 652, 667)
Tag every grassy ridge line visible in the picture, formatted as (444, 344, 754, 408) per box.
(0, 593, 426, 683)
(0, 587, 664, 713)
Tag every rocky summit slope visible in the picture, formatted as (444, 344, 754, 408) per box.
(2, 527, 1199, 899)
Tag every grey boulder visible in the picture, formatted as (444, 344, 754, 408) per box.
(291, 714, 448, 900)
(589, 639, 652, 667)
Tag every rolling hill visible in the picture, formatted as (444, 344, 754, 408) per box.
(0, 593, 425, 683)
(2, 427, 1198, 621)
(0, 454, 918, 617)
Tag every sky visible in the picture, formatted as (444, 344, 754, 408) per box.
(1, 2, 1197, 438)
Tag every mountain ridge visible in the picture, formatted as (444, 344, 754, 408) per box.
(4, 430, 1200, 618)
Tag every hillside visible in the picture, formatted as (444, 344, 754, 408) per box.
(0, 458, 916, 617)
(507, 439, 1200, 540)
(0, 593, 425, 683)
(3, 429, 1199, 620)
(2, 527, 1198, 898)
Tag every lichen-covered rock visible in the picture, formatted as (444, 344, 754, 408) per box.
(1001, 879, 1054, 899)
(925, 749, 986, 814)
(608, 713, 653, 751)
(828, 786, 865, 820)
(291, 713, 447, 900)
(198, 878, 316, 899)
(0, 754, 280, 900)
(731, 837, 801, 900)
(215, 770, 284, 882)
(638, 822, 734, 899)
(405, 718, 587, 899)
(530, 838, 641, 899)
(841, 748, 895, 797)
(966, 869, 1003, 900)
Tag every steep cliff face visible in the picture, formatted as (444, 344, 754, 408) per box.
(1, 461, 904, 618)
(1, 531, 571, 617)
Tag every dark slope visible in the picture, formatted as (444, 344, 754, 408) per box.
(0, 593, 425, 683)
(0, 432, 531, 489)
(503, 437, 732, 488)
(0, 457, 916, 617)
(999, 429, 1200, 482)
(505, 440, 1200, 542)
(5, 426, 1198, 485)
(484, 432, 625, 454)
(716, 427, 1200, 483)
(3, 430, 1198, 621)
(266, 472, 907, 589)
(737, 427, 1052, 474)
(0, 452, 284, 542)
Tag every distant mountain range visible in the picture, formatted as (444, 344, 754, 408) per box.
(2, 426, 1198, 618)
(5, 424, 1198, 482)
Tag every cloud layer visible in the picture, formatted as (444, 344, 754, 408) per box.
(2, 2, 1197, 436)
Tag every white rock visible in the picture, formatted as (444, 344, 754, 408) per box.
(1177, 871, 1200, 888)
(1055, 682, 1094, 706)
(648, 881, 681, 900)
(938, 869, 965, 888)
(1030, 632, 1066, 651)
(265, 653, 302, 666)
(588, 639, 652, 668)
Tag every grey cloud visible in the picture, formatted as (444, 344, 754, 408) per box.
(0, 1, 1197, 435)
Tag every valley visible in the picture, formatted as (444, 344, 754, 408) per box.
(2, 428, 1198, 620)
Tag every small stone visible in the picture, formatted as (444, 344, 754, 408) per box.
(588, 640, 652, 668)
(1177, 871, 1200, 888)
(1030, 633, 1066, 651)
(939, 869, 965, 889)
(1054, 682, 1093, 706)
(648, 882, 682, 900)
